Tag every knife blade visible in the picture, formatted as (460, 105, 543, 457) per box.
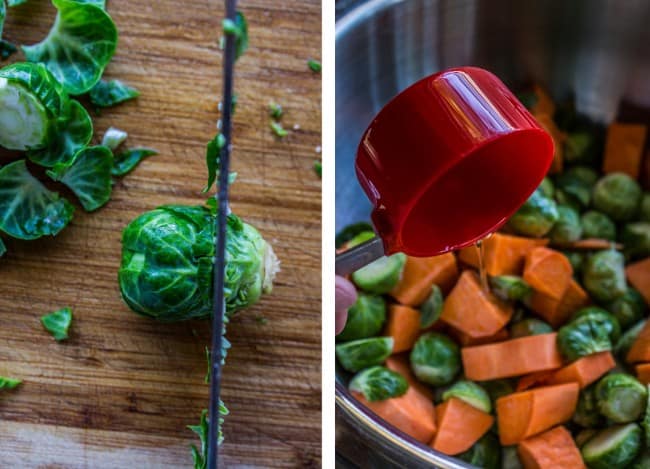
(207, 0, 237, 467)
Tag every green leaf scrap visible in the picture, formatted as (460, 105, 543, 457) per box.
(307, 59, 321, 73)
(22, 0, 118, 95)
(270, 121, 288, 138)
(0, 160, 74, 240)
(47, 145, 113, 212)
(112, 148, 157, 177)
(314, 160, 321, 178)
(89, 79, 140, 108)
(188, 404, 229, 468)
(269, 102, 283, 120)
(41, 306, 73, 341)
(0, 376, 21, 390)
(222, 11, 248, 61)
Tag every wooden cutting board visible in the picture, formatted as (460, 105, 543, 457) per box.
(0, 0, 321, 467)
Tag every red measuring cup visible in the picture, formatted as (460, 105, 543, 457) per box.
(336, 67, 553, 275)
(357, 66, 553, 257)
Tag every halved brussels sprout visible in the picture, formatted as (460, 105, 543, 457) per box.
(549, 205, 583, 243)
(571, 307, 621, 342)
(118, 205, 278, 321)
(0, 62, 69, 151)
(557, 313, 615, 361)
(349, 366, 408, 402)
(336, 292, 386, 342)
(419, 284, 443, 329)
(582, 249, 627, 303)
(351, 252, 406, 294)
(592, 173, 642, 222)
(581, 210, 617, 241)
(581, 423, 641, 469)
(410, 332, 460, 386)
(507, 190, 559, 237)
(442, 380, 492, 413)
(510, 318, 553, 338)
(595, 373, 647, 423)
(335, 337, 393, 373)
(575, 429, 597, 448)
(489, 275, 532, 302)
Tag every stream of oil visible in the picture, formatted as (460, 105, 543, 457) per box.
(476, 238, 490, 293)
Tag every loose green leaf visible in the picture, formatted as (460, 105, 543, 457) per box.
(203, 133, 226, 193)
(47, 145, 113, 211)
(0, 376, 21, 389)
(0, 238, 6, 257)
(270, 121, 288, 138)
(269, 102, 283, 119)
(40, 307, 73, 341)
(28, 99, 93, 167)
(0, 160, 74, 240)
(101, 126, 127, 151)
(314, 160, 322, 178)
(89, 79, 140, 108)
(111, 148, 157, 177)
(307, 59, 321, 73)
(188, 404, 229, 468)
(221, 11, 248, 61)
(22, 0, 118, 95)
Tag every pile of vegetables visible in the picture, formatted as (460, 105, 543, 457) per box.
(0, 0, 154, 257)
(337, 85, 650, 468)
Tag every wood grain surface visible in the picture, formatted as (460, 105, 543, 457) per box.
(0, 0, 322, 467)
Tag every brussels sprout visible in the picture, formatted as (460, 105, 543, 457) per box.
(489, 275, 532, 302)
(565, 132, 598, 164)
(507, 190, 559, 237)
(46, 145, 113, 212)
(0, 62, 69, 151)
(22, 0, 118, 95)
(336, 293, 386, 342)
(549, 205, 583, 243)
(510, 318, 553, 338)
(410, 332, 460, 386)
(582, 423, 642, 469)
(573, 386, 604, 428)
(501, 446, 523, 469)
(595, 373, 647, 423)
(575, 428, 597, 447)
(565, 165, 600, 186)
(458, 432, 501, 469)
(555, 172, 592, 209)
(419, 284, 443, 329)
(0, 159, 74, 240)
(640, 193, 650, 222)
(537, 177, 555, 199)
(483, 379, 515, 406)
(442, 380, 492, 413)
(557, 313, 614, 361)
(621, 222, 650, 260)
(349, 366, 408, 402)
(582, 249, 627, 302)
(562, 250, 585, 275)
(615, 320, 647, 360)
(606, 288, 646, 330)
(581, 211, 617, 242)
(335, 222, 374, 248)
(351, 252, 406, 294)
(335, 337, 393, 373)
(118, 205, 278, 321)
(571, 307, 621, 342)
(592, 173, 642, 222)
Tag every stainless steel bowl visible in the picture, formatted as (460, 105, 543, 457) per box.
(335, 0, 650, 466)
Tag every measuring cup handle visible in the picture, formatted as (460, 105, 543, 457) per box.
(335, 236, 386, 276)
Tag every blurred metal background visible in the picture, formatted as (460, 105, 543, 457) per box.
(335, 0, 650, 467)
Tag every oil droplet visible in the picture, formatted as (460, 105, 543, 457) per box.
(477, 239, 489, 293)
